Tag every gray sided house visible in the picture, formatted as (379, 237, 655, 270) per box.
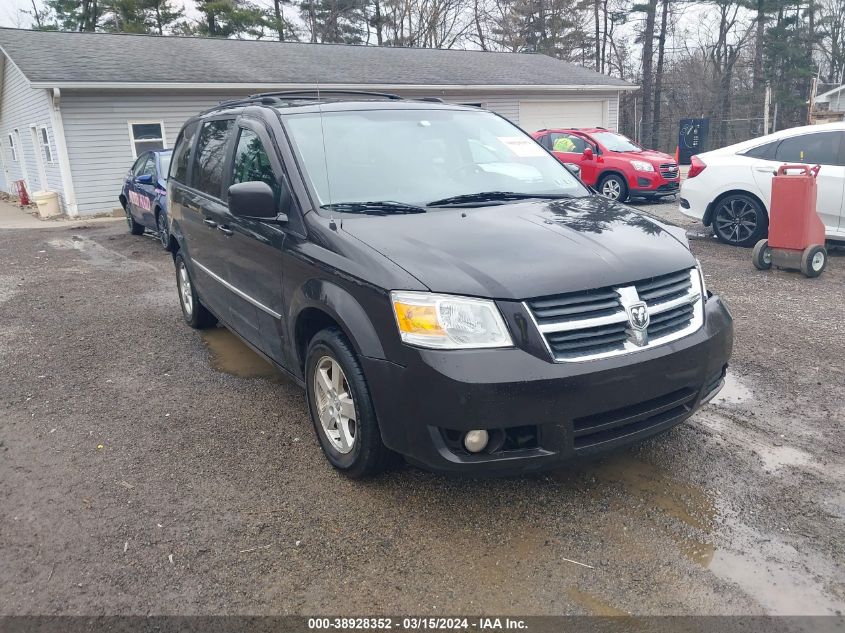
(0, 28, 634, 217)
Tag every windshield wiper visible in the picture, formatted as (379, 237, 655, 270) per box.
(320, 201, 427, 215)
(427, 191, 574, 207)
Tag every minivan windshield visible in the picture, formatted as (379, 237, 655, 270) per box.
(592, 131, 642, 153)
(283, 108, 590, 209)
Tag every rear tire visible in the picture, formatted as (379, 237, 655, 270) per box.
(305, 327, 397, 478)
(174, 253, 217, 329)
(800, 245, 827, 278)
(752, 239, 772, 270)
(598, 173, 628, 202)
(156, 209, 170, 251)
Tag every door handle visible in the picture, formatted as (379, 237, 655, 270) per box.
(754, 167, 776, 174)
(204, 218, 218, 227)
(217, 225, 234, 236)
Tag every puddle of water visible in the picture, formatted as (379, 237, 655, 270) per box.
(711, 372, 753, 405)
(566, 588, 629, 616)
(709, 534, 842, 615)
(201, 328, 280, 379)
(588, 455, 716, 532)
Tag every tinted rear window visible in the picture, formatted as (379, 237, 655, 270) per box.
(171, 121, 198, 183)
(743, 141, 777, 160)
(193, 119, 235, 198)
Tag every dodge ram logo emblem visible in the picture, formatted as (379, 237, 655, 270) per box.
(627, 302, 650, 331)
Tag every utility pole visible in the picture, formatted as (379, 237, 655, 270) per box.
(763, 81, 771, 135)
(807, 75, 817, 125)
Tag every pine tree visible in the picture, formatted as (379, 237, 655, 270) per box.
(194, 0, 271, 38)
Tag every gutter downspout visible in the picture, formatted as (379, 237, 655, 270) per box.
(47, 87, 78, 216)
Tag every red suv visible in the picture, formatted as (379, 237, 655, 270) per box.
(531, 128, 680, 202)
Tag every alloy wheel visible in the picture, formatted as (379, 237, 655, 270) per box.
(313, 356, 356, 454)
(714, 198, 758, 244)
(178, 262, 193, 316)
(157, 214, 168, 248)
(601, 179, 622, 200)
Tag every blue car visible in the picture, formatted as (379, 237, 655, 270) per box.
(119, 149, 172, 249)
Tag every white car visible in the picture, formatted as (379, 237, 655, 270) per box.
(680, 122, 845, 246)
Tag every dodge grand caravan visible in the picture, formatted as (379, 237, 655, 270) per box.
(167, 91, 734, 478)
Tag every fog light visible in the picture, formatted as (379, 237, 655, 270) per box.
(463, 429, 489, 453)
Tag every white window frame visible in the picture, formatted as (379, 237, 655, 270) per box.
(8, 132, 17, 162)
(38, 126, 55, 164)
(127, 120, 167, 159)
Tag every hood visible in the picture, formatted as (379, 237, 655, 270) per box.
(340, 196, 696, 300)
(634, 149, 676, 164)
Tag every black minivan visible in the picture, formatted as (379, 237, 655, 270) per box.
(167, 91, 733, 478)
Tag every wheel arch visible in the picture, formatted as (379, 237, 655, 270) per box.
(289, 280, 386, 378)
(597, 169, 628, 184)
(704, 189, 768, 227)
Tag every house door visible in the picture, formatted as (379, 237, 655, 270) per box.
(29, 126, 48, 191)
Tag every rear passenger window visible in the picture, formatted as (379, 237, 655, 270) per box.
(171, 121, 198, 183)
(774, 132, 843, 166)
(193, 119, 234, 197)
(743, 141, 777, 160)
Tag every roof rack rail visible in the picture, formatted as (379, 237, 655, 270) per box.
(248, 90, 404, 101)
(416, 96, 444, 103)
(200, 90, 405, 116)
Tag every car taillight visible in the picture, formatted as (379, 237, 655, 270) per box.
(687, 156, 706, 178)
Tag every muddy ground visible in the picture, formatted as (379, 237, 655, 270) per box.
(0, 205, 843, 616)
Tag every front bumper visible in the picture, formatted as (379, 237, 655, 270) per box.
(628, 174, 680, 197)
(362, 296, 733, 474)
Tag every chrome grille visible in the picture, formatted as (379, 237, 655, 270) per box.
(659, 163, 679, 179)
(635, 269, 692, 304)
(526, 288, 621, 325)
(525, 268, 703, 362)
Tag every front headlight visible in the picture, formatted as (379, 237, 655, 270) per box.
(696, 260, 708, 298)
(391, 291, 513, 349)
(631, 160, 655, 172)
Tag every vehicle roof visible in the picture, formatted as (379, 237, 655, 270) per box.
(197, 97, 484, 118)
(537, 128, 613, 135)
(717, 121, 845, 153)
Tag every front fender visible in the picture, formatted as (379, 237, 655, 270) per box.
(288, 278, 387, 365)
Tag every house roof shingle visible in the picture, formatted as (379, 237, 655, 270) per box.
(0, 27, 633, 89)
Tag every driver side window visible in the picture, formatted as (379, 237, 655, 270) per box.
(549, 133, 587, 154)
(232, 128, 281, 200)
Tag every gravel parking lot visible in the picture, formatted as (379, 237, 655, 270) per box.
(1, 202, 843, 616)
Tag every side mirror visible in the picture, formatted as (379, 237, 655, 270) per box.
(582, 147, 594, 160)
(228, 181, 288, 221)
(135, 174, 153, 185)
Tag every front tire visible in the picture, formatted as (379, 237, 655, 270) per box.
(800, 245, 827, 278)
(125, 207, 144, 236)
(174, 253, 217, 329)
(598, 173, 628, 202)
(305, 327, 396, 478)
(712, 193, 768, 247)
